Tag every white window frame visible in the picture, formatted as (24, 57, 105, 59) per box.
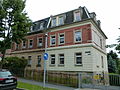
(74, 10, 81, 22)
(59, 33, 65, 45)
(37, 37, 43, 47)
(22, 40, 26, 48)
(51, 17, 56, 27)
(39, 22, 44, 30)
(29, 39, 33, 48)
(50, 35, 56, 46)
(50, 54, 55, 65)
(28, 56, 32, 65)
(75, 52, 82, 65)
(58, 54, 64, 65)
(101, 56, 104, 68)
(74, 30, 82, 43)
(58, 16, 64, 25)
(37, 55, 41, 66)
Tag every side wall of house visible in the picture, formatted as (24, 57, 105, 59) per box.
(47, 45, 94, 72)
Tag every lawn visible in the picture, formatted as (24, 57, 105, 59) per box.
(17, 81, 58, 90)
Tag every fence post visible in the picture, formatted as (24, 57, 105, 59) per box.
(78, 73, 82, 89)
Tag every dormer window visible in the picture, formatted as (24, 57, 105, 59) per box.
(74, 11, 81, 21)
(51, 18, 56, 27)
(40, 22, 44, 30)
(58, 16, 64, 25)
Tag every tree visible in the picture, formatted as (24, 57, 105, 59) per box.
(107, 50, 118, 73)
(2, 56, 27, 76)
(0, 0, 31, 68)
(107, 55, 117, 73)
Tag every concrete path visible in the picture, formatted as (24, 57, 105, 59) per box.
(18, 78, 76, 90)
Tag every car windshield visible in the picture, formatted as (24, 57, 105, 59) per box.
(0, 71, 12, 78)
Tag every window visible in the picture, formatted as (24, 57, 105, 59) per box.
(38, 38, 42, 47)
(37, 55, 41, 66)
(50, 35, 56, 45)
(75, 31, 82, 42)
(22, 40, 26, 48)
(40, 22, 44, 30)
(101, 56, 104, 68)
(29, 39, 33, 48)
(51, 18, 56, 27)
(50, 54, 55, 65)
(59, 54, 64, 65)
(100, 38, 102, 48)
(58, 16, 64, 25)
(59, 33, 64, 44)
(16, 44, 19, 50)
(74, 11, 81, 21)
(28, 56, 32, 65)
(75, 53, 82, 65)
(21, 56, 25, 59)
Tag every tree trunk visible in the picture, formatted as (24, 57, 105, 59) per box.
(0, 50, 6, 69)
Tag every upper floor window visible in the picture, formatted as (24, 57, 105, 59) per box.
(59, 54, 64, 65)
(50, 54, 55, 65)
(51, 18, 56, 27)
(59, 33, 64, 44)
(50, 35, 56, 45)
(38, 38, 43, 47)
(74, 31, 82, 42)
(29, 39, 33, 48)
(100, 38, 102, 48)
(22, 40, 26, 48)
(58, 16, 64, 25)
(74, 11, 81, 21)
(75, 53, 82, 65)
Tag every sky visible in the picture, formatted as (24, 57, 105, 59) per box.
(25, 0, 120, 53)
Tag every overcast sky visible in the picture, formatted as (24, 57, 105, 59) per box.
(25, 0, 120, 53)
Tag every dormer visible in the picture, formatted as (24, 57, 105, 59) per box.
(51, 14, 66, 27)
(74, 9, 81, 22)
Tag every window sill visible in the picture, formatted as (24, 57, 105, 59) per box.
(58, 64, 64, 67)
(49, 64, 55, 67)
(75, 64, 82, 66)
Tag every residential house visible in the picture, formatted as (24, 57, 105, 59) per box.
(11, 6, 108, 76)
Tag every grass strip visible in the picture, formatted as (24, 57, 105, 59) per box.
(17, 81, 58, 90)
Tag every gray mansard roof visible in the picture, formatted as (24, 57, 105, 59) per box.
(29, 6, 107, 39)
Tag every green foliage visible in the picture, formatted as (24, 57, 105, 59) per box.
(2, 56, 27, 76)
(107, 51, 118, 73)
(0, 0, 32, 68)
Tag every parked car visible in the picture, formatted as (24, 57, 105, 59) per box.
(0, 69, 17, 90)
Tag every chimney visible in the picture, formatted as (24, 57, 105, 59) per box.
(97, 20, 101, 28)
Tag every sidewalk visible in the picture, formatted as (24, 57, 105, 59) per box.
(18, 78, 76, 90)
(18, 78, 100, 90)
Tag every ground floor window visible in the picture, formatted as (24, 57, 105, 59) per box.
(50, 54, 55, 65)
(75, 52, 82, 65)
(59, 54, 64, 65)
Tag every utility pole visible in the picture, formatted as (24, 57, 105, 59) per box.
(43, 16, 52, 88)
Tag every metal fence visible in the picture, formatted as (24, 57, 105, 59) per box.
(13, 69, 120, 90)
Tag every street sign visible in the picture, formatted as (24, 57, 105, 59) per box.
(44, 53, 48, 60)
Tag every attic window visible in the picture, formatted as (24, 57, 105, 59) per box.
(58, 16, 64, 25)
(40, 22, 44, 30)
(74, 11, 81, 21)
(51, 18, 56, 27)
